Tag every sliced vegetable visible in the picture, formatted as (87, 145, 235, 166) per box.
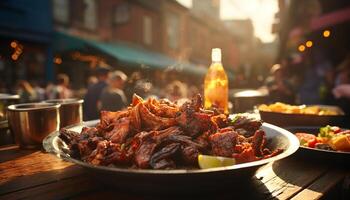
(307, 138, 317, 148)
(198, 155, 236, 169)
(319, 125, 334, 138)
(329, 135, 350, 151)
(331, 126, 341, 134)
(295, 133, 316, 144)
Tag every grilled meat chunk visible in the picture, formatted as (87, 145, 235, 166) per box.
(209, 128, 238, 157)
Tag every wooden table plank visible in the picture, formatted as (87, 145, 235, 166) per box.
(255, 156, 330, 199)
(0, 165, 84, 195)
(0, 175, 98, 200)
(0, 151, 74, 185)
(291, 169, 346, 200)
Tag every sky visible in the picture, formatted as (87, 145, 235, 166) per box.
(177, 0, 278, 43)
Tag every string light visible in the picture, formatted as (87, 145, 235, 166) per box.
(10, 41, 18, 48)
(54, 57, 62, 64)
(11, 54, 18, 60)
(298, 45, 306, 52)
(323, 30, 331, 38)
(305, 41, 313, 48)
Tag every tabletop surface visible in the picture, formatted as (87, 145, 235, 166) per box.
(0, 145, 349, 200)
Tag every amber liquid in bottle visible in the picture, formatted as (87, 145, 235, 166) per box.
(204, 48, 228, 113)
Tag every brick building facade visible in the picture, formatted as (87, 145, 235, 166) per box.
(53, 0, 238, 70)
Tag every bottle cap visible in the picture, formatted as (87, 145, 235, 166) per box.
(211, 48, 221, 62)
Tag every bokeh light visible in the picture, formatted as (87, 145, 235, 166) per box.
(323, 30, 331, 38)
(10, 41, 17, 48)
(306, 41, 313, 48)
(298, 45, 306, 52)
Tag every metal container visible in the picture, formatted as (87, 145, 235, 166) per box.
(0, 94, 20, 145)
(7, 103, 60, 149)
(44, 99, 83, 128)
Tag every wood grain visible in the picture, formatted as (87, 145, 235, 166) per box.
(291, 169, 346, 200)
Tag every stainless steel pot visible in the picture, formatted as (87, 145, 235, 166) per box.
(44, 99, 83, 128)
(0, 94, 20, 145)
(7, 103, 60, 149)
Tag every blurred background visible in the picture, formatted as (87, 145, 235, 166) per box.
(0, 0, 349, 114)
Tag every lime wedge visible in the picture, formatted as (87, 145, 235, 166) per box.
(198, 155, 236, 169)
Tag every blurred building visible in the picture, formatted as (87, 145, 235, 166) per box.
(52, 0, 238, 88)
(0, 0, 53, 90)
(0, 0, 239, 90)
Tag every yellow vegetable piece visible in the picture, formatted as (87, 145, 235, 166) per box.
(198, 155, 236, 169)
(329, 134, 350, 151)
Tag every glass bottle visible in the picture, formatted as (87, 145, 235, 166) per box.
(204, 48, 229, 113)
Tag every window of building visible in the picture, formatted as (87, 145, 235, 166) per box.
(114, 3, 130, 25)
(143, 16, 152, 45)
(83, 0, 97, 30)
(167, 12, 180, 49)
(53, 0, 69, 23)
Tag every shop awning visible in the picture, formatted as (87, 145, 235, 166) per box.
(53, 32, 207, 76)
(311, 7, 350, 31)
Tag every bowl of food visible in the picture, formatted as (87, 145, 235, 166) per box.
(258, 102, 349, 127)
(286, 125, 350, 163)
(44, 94, 299, 193)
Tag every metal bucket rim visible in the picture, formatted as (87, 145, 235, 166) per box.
(7, 103, 61, 112)
(43, 99, 84, 105)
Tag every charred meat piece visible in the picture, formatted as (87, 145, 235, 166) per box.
(233, 145, 258, 163)
(229, 114, 262, 137)
(104, 117, 131, 144)
(176, 108, 215, 137)
(181, 145, 200, 165)
(131, 94, 144, 106)
(145, 98, 179, 118)
(128, 102, 142, 132)
(59, 127, 103, 159)
(150, 143, 181, 169)
(131, 127, 183, 165)
(209, 128, 238, 157)
(252, 130, 266, 157)
(98, 110, 129, 130)
(86, 140, 129, 166)
(139, 102, 177, 131)
(211, 114, 228, 128)
(132, 131, 157, 169)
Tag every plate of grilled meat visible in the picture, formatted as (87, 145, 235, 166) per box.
(43, 94, 299, 193)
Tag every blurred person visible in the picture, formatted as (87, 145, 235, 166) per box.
(16, 80, 37, 103)
(124, 71, 142, 101)
(99, 71, 128, 111)
(87, 76, 98, 87)
(165, 80, 188, 102)
(31, 81, 46, 101)
(298, 48, 333, 104)
(83, 66, 111, 120)
(332, 55, 350, 114)
(265, 64, 295, 104)
(47, 74, 72, 99)
(56, 73, 72, 99)
(134, 80, 154, 99)
(335, 54, 350, 86)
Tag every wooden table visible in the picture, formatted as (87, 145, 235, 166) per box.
(0, 145, 349, 200)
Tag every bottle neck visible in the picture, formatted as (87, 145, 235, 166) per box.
(211, 60, 222, 64)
